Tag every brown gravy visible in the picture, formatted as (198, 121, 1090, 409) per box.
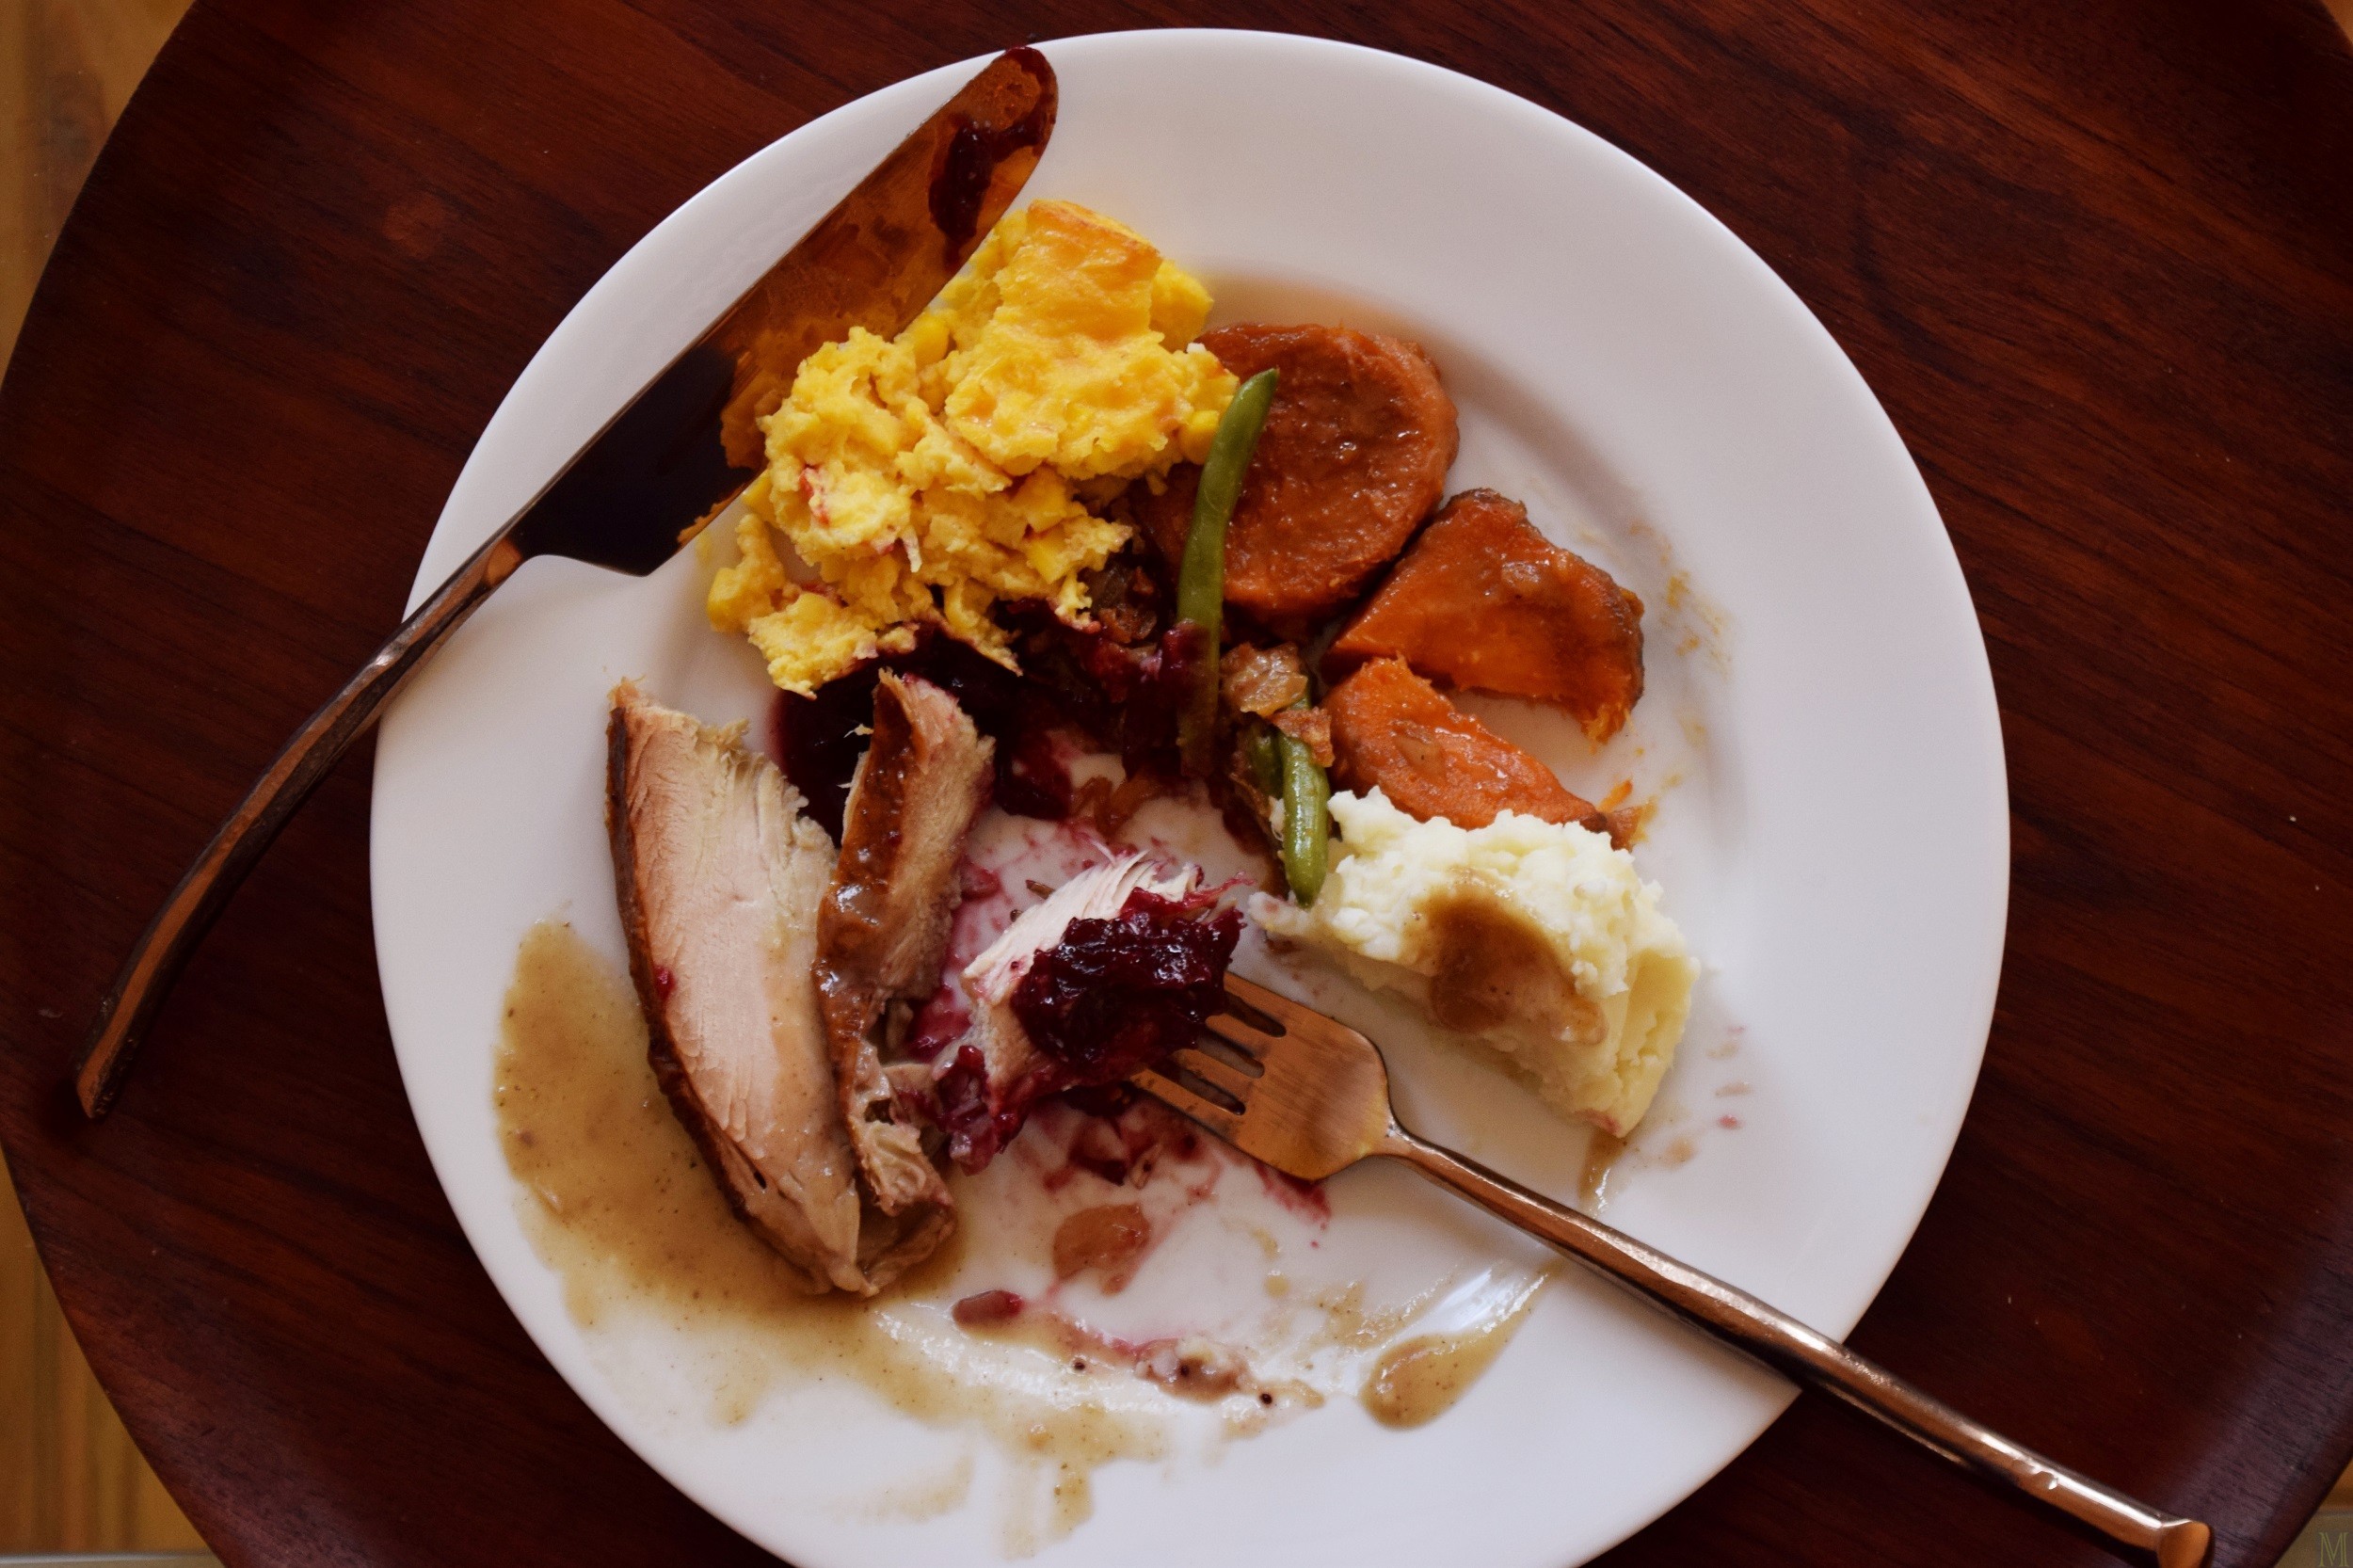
(1423, 882, 1602, 1043)
(952, 1298, 1313, 1418)
(493, 920, 1170, 1550)
(1359, 1270, 1549, 1430)
(1580, 1128, 1630, 1210)
(1050, 1203, 1153, 1291)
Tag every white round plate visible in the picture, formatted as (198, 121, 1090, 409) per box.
(372, 28, 2006, 1568)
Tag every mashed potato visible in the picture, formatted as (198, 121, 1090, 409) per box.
(1255, 790, 1697, 1137)
(708, 200, 1239, 694)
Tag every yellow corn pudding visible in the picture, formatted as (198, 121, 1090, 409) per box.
(1255, 789, 1698, 1137)
(707, 200, 1238, 695)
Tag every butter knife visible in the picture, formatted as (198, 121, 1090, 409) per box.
(73, 47, 1058, 1117)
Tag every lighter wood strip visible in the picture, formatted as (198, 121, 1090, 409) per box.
(3, 1148, 208, 1552)
(1, 0, 204, 1552)
(1, 0, 193, 375)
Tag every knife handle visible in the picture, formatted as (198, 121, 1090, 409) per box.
(73, 529, 526, 1117)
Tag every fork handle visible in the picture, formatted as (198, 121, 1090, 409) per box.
(72, 530, 526, 1119)
(1376, 1124, 2211, 1568)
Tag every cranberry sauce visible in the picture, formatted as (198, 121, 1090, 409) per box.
(950, 1288, 1026, 1326)
(1011, 888, 1242, 1087)
(910, 633, 1079, 817)
(770, 613, 1200, 833)
(930, 1042, 1030, 1175)
(771, 666, 881, 841)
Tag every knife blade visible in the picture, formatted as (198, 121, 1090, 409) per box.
(511, 45, 1056, 573)
(73, 47, 1058, 1117)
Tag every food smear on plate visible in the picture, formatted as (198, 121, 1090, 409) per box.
(706, 200, 1239, 694)
(950, 1277, 1321, 1411)
(1254, 789, 1697, 1137)
(1359, 1263, 1553, 1429)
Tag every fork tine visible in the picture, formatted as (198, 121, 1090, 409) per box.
(1216, 981, 1289, 1038)
(1132, 1067, 1241, 1142)
(1205, 1010, 1282, 1059)
(1167, 1044, 1254, 1100)
(1222, 973, 1302, 1025)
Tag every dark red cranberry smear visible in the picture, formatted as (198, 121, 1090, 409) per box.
(927, 47, 1054, 253)
(1011, 888, 1241, 1086)
(931, 1043, 1033, 1174)
(769, 589, 1202, 834)
(771, 666, 881, 842)
(903, 633, 1085, 818)
(952, 1288, 1026, 1326)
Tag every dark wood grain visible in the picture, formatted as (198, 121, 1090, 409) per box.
(1, 1, 2347, 1563)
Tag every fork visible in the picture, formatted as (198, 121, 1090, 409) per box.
(1133, 975, 2212, 1568)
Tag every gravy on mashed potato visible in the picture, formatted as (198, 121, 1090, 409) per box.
(1254, 788, 1697, 1137)
(707, 200, 1238, 695)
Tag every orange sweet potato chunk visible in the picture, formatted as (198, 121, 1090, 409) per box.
(1129, 324, 1458, 636)
(1323, 659, 1603, 832)
(1327, 489, 1644, 742)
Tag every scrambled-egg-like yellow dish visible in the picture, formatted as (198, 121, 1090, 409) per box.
(708, 200, 1238, 695)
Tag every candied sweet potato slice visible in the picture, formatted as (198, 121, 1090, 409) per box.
(1324, 658, 1604, 832)
(1131, 324, 1457, 634)
(1328, 488, 1644, 742)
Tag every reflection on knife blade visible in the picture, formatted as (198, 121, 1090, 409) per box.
(72, 48, 1058, 1116)
(511, 45, 1058, 575)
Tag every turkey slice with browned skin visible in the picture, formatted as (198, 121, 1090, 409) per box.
(817, 671, 994, 1214)
(606, 684, 949, 1295)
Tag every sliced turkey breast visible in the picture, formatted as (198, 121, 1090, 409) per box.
(607, 684, 949, 1294)
(816, 671, 994, 1215)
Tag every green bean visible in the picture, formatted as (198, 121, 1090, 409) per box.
(1177, 368, 1279, 630)
(1175, 369, 1278, 774)
(1241, 721, 1282, 796)
(1277, 716, 1330, 905)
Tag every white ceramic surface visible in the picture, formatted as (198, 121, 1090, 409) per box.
(370, 29, 2007, 1568)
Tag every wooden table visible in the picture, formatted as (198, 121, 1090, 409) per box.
(3, 2, 2348, 1563)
